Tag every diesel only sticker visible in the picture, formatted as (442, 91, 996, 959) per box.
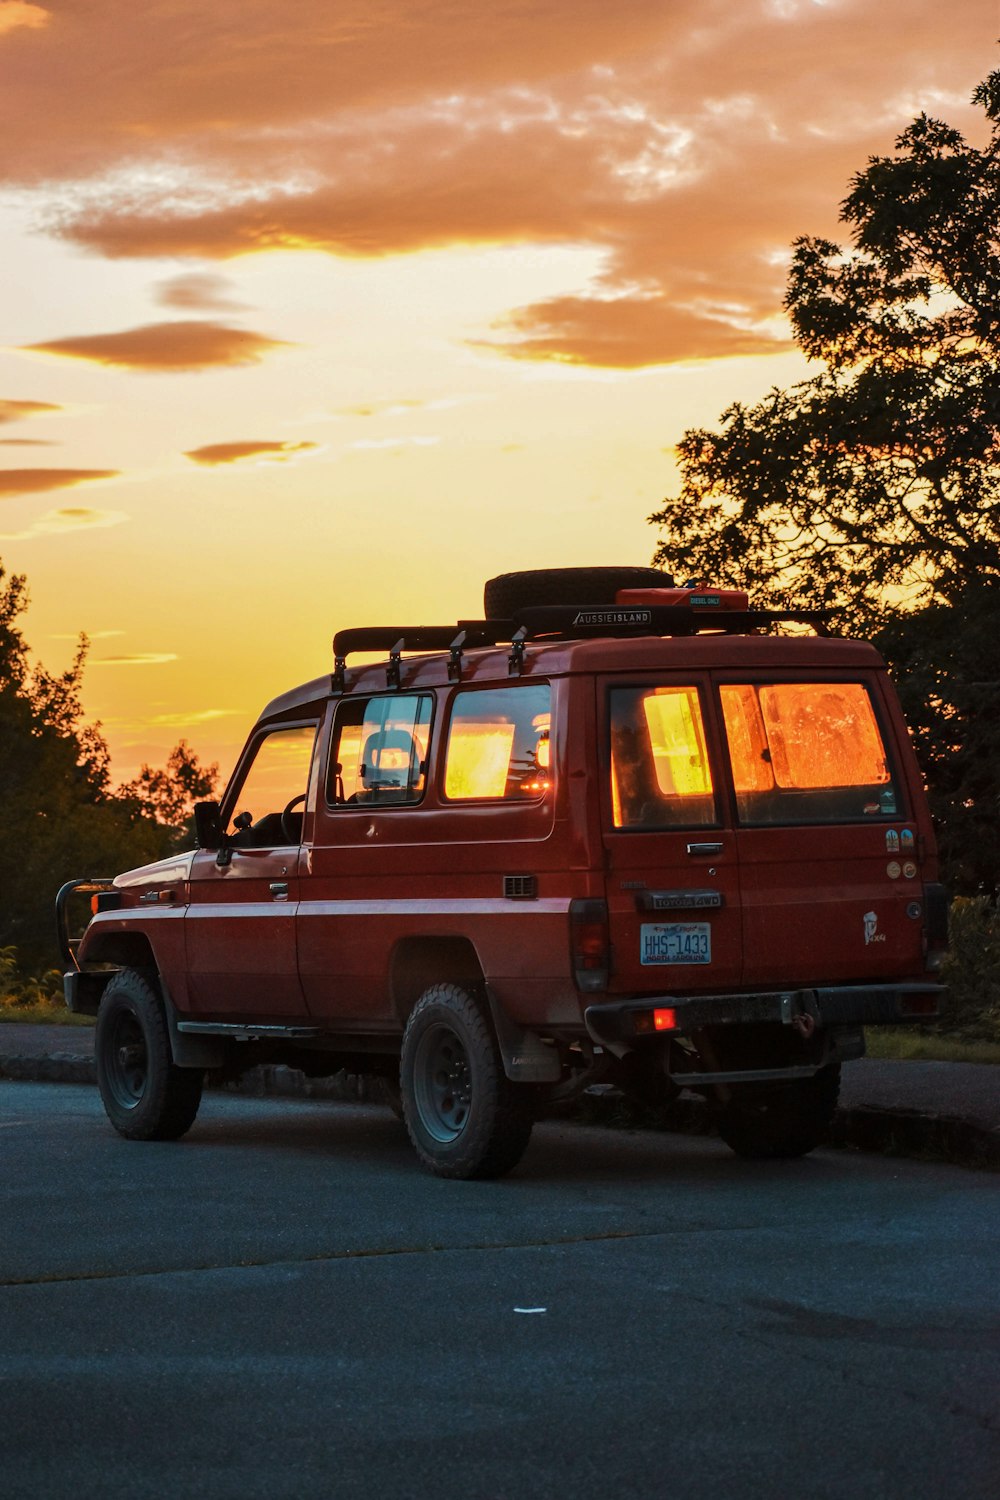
(640, 922, 711, 965)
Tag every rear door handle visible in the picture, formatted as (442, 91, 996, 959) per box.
(686, 842, 723, 856)
(269, 881, 289, 899)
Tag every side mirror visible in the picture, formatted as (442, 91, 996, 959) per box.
(194, 800, 224, 850)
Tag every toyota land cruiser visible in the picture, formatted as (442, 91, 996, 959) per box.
(58, 566, 947, 1178)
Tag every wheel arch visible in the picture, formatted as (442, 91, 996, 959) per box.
(388, 936, 486, 1025)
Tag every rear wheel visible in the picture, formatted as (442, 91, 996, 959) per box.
(400, 984, 533, 1179)
(718, 1065, 841, 1160)
(483, 565, 674, 618)
(95, 968, 203, 1141)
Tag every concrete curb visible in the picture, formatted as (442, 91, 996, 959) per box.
(3, 1049, 998, 1169)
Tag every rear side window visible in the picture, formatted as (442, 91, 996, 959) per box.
(444, 685, 551, 801)
(609, 685, 716, 828)
(328, 694, 432, 806)
(720, 681, 901, 824)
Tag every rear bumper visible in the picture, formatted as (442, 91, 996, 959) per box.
(584, 981, 944, 1050)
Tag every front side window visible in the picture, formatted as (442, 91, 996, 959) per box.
(720, 681, 900, 824)
(228, 723, 318, 845)
(328, 694, 432, 806)
(444, 685, 551, 801)
(609, 685, 716, 828)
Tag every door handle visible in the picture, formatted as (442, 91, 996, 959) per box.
(686, 842, 723, 856)
(269, 881, 289, 899)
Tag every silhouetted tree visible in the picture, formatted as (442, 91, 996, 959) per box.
(650, 72, 1000, 891)
(119, 739, 218, 847)
(0, 562, 217, 971)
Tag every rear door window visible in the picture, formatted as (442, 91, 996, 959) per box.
(719, 681, 901, 824)
(609, 685, 717, 828)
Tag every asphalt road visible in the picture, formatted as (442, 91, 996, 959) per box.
(2, 1082, 998, 1500)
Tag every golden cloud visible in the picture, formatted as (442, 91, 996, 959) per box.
(0, 506, 129, 541)
(0, 1, 994, 366)
(91, 652, 179, 667)
(0, 467, 118, 496)
(0, 3, 49, 38)
(22, 321, 291, 372)
(0, 398, 61, 424)
(183, 439, 318, 465)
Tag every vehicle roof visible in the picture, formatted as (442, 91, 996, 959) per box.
(257, 632, 885, 723)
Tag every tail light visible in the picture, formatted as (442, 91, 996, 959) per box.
(633, 1007, 677, 1034)
(570, 898, 610, 993)
(922, 883, 949, 971)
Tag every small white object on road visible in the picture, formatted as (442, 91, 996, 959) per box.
(514, 1306, 547, 1314)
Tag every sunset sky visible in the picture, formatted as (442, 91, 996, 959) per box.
(1, 0, 995, 786)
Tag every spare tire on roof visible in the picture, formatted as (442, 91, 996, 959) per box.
(483, 566, 675, 619)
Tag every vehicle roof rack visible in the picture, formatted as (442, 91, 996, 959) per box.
(331, 603, 830, 690)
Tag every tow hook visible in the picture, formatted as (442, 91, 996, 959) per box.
(791, 1012, 816, 1040)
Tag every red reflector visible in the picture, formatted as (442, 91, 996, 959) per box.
(899, 993, 939, 1017)
(653, 1008, 677, 1031)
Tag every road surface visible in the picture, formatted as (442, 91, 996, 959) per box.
(2, 1082, 998, 1499)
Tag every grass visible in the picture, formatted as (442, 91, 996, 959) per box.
(864, 1028, 1000, 1065)
(0, 997, 94, 1025)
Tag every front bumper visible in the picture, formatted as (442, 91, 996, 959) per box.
(584, 981, 944, 1052)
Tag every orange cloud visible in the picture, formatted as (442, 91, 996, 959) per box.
(22, 321, 290, 372)
(0, 1, 994, 366)
(0, 468, 118, 496)
(183, 439, 318, 465)
(0, 398, 61, 424)
(485, 294, 796, 366)
(155, 272, 249, 312)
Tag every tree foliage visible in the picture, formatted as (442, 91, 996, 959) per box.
(0, 561, 218, 971)
(650, 73, 1000, 892)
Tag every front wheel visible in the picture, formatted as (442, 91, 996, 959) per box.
(718, 1065, 841, 1160)
(400, 984, 534, 1179)
(95, 968, 203, 1141)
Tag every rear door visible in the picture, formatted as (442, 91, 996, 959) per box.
(717, 673, 925, 986)
(601, 675, 743, 994)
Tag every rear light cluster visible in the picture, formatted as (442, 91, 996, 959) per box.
(569, 898, 610, 993)
(922, 882, 949, 973)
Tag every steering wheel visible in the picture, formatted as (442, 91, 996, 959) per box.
(280, 793, 307, 844)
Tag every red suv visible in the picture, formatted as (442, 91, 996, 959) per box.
(59, 567, 947, 1178)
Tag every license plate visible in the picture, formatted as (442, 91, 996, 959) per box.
(640, 922, 711, 965)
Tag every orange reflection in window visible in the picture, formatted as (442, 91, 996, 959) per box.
(444, 723, 516, 799)
(642, 689, 713, 797)
(721, 682, 889, 790)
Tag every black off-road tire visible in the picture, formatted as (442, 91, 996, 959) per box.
(483, 566, 674, 619)
(95, 968, 204, 1141)
(718, 1064, 841, 1160)
(400, 984, 534, 1179)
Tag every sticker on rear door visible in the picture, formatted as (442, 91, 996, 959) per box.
(640, 922, 711, 965)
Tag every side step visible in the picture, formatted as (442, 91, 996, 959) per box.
(177, 1021, 323, 1041)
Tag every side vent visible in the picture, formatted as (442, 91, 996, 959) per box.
(503, 874, 538, 901)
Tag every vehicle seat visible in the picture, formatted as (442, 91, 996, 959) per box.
(357, 729, 421, 802)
